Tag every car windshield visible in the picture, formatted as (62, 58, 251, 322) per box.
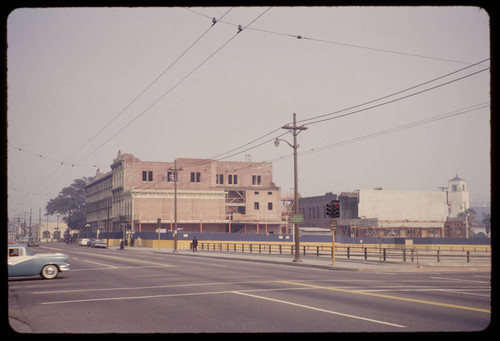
(24, 246, 34, 256)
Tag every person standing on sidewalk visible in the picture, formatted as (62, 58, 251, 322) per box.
(192, 236, 198, 252)
(119, 238, 124, 251)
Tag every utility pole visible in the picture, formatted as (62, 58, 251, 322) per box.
(275, 113, 308, 262)
(29, 208, 32, 238)
(39, 208, 41, 241)
(168, 160, 183, 253)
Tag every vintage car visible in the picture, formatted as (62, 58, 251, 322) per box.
(8, 244, 70, 279)
(90, 239, 108, 248)
(18, 237, 39, 246)
(79, 238, 89, 246)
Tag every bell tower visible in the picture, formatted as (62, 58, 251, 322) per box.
(447, 174, 470, 217)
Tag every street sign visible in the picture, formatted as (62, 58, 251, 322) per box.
(330, 219, 337, 230)
(290, 214, 304, 223)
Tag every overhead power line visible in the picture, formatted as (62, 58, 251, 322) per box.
(21, 8, 273, 203)
(76, 7, 272, 165)
(184, 58, 490, 168)
(298, 59, 490, 127)
(8, 146, 107, 168)
(186, 8, 485, 66)
(291, 103, 490, 159)
(139, 102, 489, 192)
(24, 8, 236, 200)
(146, 58, 490, 177)
(67, 8, 234, 164)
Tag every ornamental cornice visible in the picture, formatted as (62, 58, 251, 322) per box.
(131, 189, 227, 200)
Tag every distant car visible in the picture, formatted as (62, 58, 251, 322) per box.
(28, 238, 40, 247)
(8, 244, 70, 279)
(18, 237, 39, 246)
(90, 239, 107, 248)
(79, 238, 89, 246)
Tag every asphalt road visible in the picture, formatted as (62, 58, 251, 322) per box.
(8, 243, 491, 333)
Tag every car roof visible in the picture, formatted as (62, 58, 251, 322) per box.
(9, 244, 26, 248)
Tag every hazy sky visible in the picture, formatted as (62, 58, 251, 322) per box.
(7, 6, 490, 221)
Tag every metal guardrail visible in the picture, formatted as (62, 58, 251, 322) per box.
(199, 242, 491, 265)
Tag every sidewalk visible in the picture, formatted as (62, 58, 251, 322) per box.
(121, 246, 491, 272)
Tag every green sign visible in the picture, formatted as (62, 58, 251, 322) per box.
(290, 214, 304, 223)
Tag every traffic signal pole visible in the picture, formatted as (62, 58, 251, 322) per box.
(330, 218, 337, 266)
(327, 200, 340, 266)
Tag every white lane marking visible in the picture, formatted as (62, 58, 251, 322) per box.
(39, 286, 324, 305)
(232, 291, 405, 328)
(429, 276, 490, 284)
(68, 264, 172, 272)
(33, 280, 310, 295)
(40, 290, 227, 305)
(83, 259, 117, 268)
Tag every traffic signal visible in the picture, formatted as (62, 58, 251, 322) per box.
(332, 200, 340, 218)
(326, 201, 333, 217)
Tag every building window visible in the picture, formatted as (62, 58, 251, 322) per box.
(142, 170, 153, 182)
(216, 174, 224, 184)
(252, 175, 261, 185)
(268, 202, 273, 210)
(254, 202, 260, 210)
(191, 172, 201, 183)
(228, 174, 238, 185)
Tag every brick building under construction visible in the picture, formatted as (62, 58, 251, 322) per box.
(85, 151, 282, 236)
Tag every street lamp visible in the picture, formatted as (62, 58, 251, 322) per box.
(275, 113, 307, 262)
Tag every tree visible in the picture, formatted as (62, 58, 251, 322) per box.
(45, 177, 92, 231)
(483, 213, 491, 237)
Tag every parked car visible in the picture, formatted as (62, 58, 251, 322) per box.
(18, 237, 29, 244)
(90, 239, 107, 248)
(27, 238, 40, 247)
(8, 244, 70, 279)
(18, 237, 39, 246)
(79, 238, 89, 246)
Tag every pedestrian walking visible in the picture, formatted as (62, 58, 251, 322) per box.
(119, 238, 124, 250)
(192, 236, 198, 252)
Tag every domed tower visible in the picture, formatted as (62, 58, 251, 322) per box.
(447, 174, 470, 217)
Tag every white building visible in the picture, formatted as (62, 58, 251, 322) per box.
(447, 175, 470, 217)
(358, 189, 449, 229)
